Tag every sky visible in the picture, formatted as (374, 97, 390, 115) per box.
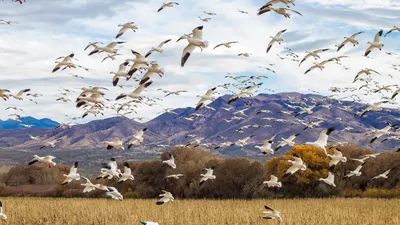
(0, 0, 399, 124)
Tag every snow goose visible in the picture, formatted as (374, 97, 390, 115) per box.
(0, 89, 10, 101)
(195, 87, 217, 110)
(262, 205, 282, 223)
(275, 133, 299, 151)
(156, 190, 174, 205)
(128, 128, 147, 149)
(256, 133, 280, 155)
(336, 31, 364, 52)
(266, 29, 286, 53)
(304, 59, 334, 74)
(0, 201, 6, 221)
(118, 162, 134, 183)
(145, 39, 172, 57)
(84, 42, 103, 51)
(110, 62, 130, 87)
(327, 149, 347, 168)
(163, 153, 176, 169)
(227, 82, 262, 104)
(299, 48, 329, 66)
(29, 135, 40, 141)
(28, 155, 56, 168)
(234, 135, 254, 147)
(198, 16, 212, 22)
(157, 2, 179, 12)
(200, 167, 216, 185)
(283, 154, 306, 177)
(233, 108, 248, 117)
(372, 169, 391, 180)
(259, 0, 295, 10)
(258, 7, 302, 18)
(238, 53, 251, 57)
(176, 33, 192, 42)
(305, 127, 335, 155)
(139, 63, 165, 85)
(329, 56, 348, 64)
(263, 175, 282, 188)
(368, 123, 392, 143)
(105, 137, 125, 150)
(385, 26, 400, 37)
(106, 187, 123, 200)
(141, 222, 159, 225)
(357, 100, 388, 117)
(364, 30, 384, 57)
(62, 161, 80, 185)
(213, 41, 239, 50)
(102, 53, 122, 62)
(39, 139, 60, 149)
(115, 81, 153, 101)
(97, 158, 120, 180)
(95, 184, 110, 191)
(126, 50, 150, 79)
(294, 105, 315, 117)
(180, 26, 209, 67)
(238, 9, 249, 14)
(11, 89, 31, 100)
(116, 22, 138, 39)
(353, 68, 380, 83)
(203, 11, 217, 16)
(166, 174, 184, 180)
(319, 172, 335, 187)
(81, 177, 97, 193)
(344, 163, 364, 178)
(52, 53, 75, 73)
(214, 142, 234, 149)
(88, 41, 125, 56)
(0, 19, 18, 25)
(76, 93, 105, 108)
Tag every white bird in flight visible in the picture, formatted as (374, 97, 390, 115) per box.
(118, 162, 134, 183)
(364, 30, 384, 57)
(262, 205, 282, 223)
(106, 186, 123, 200)
(156, 190, 174, 205)
(105, 137, 125, 150)
(305, 127, 335, 155)
(284, 154, 306, 177)
(266, 29, 286, 53)
(0, 201, 6, 221)
(263, 175, 282, 188)
(163, 153, 176, 169)
(28, 155, 56, 168)
(145, 39, 172, 57)
(180, 26, 209, 67)
(62, 161, 80, 185)
(319, 172, 336, 187)
(200, 167, 216, 185)
(116, 22, 138, 39)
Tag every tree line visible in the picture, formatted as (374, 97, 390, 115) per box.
(0, 144, 399, 198)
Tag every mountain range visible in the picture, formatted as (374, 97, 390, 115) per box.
(0, 92, 399, 158)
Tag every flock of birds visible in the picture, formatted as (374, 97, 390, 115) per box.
(1, 0, 400, 224)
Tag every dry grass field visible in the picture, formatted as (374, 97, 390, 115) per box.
(1, 198, 399, 225)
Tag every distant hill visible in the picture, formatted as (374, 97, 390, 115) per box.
(0, 117, 59, 129)
(1, 93, 399, 157)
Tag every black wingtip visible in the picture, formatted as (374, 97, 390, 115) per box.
(326, 127, 335, 135)
(124, 162, 130, 168)
(74, 161, 79, 168)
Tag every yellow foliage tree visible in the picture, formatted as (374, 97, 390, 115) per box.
(265, 145, 330, 189)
